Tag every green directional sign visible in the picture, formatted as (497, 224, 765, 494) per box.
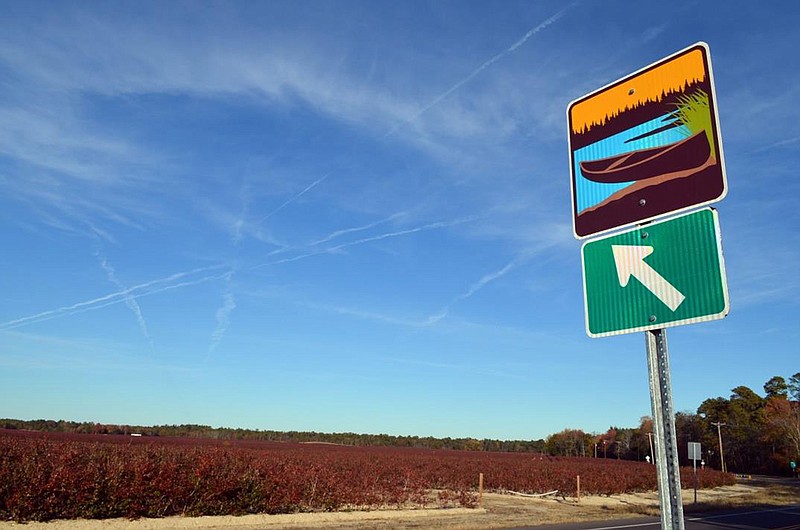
(581, 208, 728, 337)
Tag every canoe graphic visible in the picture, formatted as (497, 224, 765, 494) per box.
(579, 131, 711, 184)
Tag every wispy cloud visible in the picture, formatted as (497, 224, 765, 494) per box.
(0, 97, 167, 235)
(0, 3, 573, 186)
(0, 105, 141, 183)
(0, 2, 580, 252)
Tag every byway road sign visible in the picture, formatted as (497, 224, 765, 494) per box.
(581, 208, 728, 337)
(568, 42, 727, 239)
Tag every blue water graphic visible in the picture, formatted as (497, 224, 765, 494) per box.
(574, 114, 691, 213)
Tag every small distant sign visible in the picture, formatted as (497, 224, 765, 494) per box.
(688, 442, 702, 461)
(568, 42, 727, 239)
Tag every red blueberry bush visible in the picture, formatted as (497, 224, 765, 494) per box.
(0, 430, 733, 522)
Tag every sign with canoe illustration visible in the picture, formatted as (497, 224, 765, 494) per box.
(568, 42, 727, 239)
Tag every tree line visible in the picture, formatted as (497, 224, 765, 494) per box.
(544, 372, 800, 475)
(3, 372, 797, 474)
(0, 418, 546, 453)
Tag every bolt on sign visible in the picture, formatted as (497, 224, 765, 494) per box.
(581, 208, 729, 337)
(568, 42, 727, 239)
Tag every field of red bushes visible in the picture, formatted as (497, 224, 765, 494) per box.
(0, 429, 734, 522)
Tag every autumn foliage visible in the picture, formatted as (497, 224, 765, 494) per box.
(0, 430, 734, 522)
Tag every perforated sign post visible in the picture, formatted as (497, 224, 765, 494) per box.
(568, 43, 730, 530)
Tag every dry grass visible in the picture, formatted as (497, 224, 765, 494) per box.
(684, 483, 800, 512)
(2, 479, 797, 530)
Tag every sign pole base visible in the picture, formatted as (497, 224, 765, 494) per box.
(646, 328, 685, 530)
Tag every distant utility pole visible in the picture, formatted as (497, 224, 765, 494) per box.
(711, 422, 727, 473)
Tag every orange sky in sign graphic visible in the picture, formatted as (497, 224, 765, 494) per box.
(571, 48, 707, 135)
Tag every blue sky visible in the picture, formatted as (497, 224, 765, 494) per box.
(1, 1, 798, 440)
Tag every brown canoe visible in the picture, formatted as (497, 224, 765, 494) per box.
(579, 131, 711, 183)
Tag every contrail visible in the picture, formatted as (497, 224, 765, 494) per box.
(90, 228, 150, 341)
(748, 135, 800, 155)
(97, 253, 152, 343)
(0, 265, 227, 330)
(24, 274, 227, 329)
(309, 211, 407, 246)
(257, 216, 477, 268)
(326, 217, 474, 252)
(384, 6, 571, 138)
(426, 254, 527, 325)
(258, 173, 329, 223)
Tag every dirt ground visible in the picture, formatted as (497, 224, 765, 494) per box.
(3, 478, 798, 530)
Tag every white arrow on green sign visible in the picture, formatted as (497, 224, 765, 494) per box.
(581, 208, 729, 337)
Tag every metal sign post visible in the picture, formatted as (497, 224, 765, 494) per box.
(646, 328, 684, 530)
